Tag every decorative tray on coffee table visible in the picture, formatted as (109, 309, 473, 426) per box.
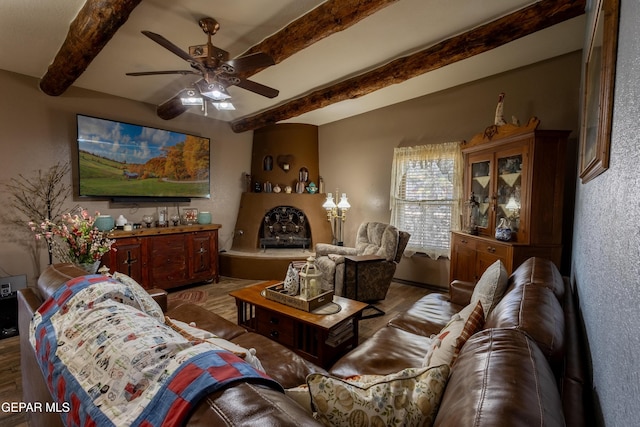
(262, 281, 334, 312)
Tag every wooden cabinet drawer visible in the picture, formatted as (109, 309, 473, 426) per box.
(475, 240, 509, 258)
(452, 233, 477, 250)
(256, 309, 294, 347)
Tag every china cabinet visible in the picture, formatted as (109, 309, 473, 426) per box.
(450, 118, 569, 283)
(104, 224, 220, 289)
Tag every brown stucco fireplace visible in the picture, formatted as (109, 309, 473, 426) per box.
(219, 123, 333, 279)
(230, 193, 332, 251)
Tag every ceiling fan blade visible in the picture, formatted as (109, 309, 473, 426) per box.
(157, 90, 191, 120)
(223, 52, 275, 74)
(126, 70, 200, 77)
(141, 30, 203, 70)
(234, 78, 279, 99)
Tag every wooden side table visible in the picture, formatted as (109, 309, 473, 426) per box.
(230, 281, 367, 368)
(343, 255, 387, 319)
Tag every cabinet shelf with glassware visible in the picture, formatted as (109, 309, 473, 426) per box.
(451, 119, 569, 283)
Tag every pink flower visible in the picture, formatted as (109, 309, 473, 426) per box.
(28, 208, 114, 264)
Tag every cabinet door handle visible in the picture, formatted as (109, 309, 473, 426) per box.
(269, 331, 279, 338)
(487, 246, 496, 253)
(460, 239, 468, 244)
(269, 317, 279, 325)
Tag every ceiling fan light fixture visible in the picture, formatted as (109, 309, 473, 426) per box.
(212, 101, 235, 110)
(180, 88, 204, 105)
(180, 97, 204, 106)
(196, 79, 231, 101)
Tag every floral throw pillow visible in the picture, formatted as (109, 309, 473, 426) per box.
(423, 300, 484, 368)
(307, 364, 449, 427)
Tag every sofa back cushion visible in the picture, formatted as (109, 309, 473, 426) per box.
(509, 257, 565, 299)
(434, 329, 565, 427)
(485, 284, 565, 367)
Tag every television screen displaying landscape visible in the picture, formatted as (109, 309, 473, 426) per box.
(77, 114, 211, 199)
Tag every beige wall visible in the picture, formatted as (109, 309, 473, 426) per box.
(0, 50, 581, 288)
(319, 51, 582, 287)
(0, 70, 252, 284)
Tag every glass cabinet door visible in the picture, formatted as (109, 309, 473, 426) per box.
(496, 153, 522, 233)
(469, 157, 492, 233)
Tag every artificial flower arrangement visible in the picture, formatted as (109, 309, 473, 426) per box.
(30, 208, 115, 267)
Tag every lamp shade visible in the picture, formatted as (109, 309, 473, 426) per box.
(337, 193, 350, 209)
(322, 193, 337, 209)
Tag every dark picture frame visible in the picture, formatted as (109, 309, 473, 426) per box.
(579, 0, 620, 183)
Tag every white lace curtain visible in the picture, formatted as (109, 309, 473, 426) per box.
(389, 142, 463, 259)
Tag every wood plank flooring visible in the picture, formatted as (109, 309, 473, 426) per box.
(0, 277, 438, 427)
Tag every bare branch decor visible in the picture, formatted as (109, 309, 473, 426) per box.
(4, 162, 73, 264)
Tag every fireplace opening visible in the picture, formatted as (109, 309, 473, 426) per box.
(259, 206, 311, 250)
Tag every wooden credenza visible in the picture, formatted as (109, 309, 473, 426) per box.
(104, 224, 220, 290)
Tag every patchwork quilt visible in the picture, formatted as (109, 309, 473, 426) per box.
(30, 275, 281, 427)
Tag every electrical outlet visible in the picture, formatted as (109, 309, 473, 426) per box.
(0, 274, 26, 297)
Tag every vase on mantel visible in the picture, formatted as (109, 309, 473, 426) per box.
(78, 260, 101, 274)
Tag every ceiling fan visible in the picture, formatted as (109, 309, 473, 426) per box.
(126, 17, 279, 119)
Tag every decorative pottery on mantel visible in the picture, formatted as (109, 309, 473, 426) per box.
(306, 182, 317, 194)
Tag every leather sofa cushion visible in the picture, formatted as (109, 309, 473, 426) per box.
(387, 293, 460, 337)
(485, 284, 565, 366)
(188, 382, 322, 426)
(231, 332, 327, 389)
(434, 328, 564, 427)
(166, 303, 247, 341)
(329, 326, 432, 378)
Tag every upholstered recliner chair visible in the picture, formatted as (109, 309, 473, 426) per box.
(315, 222, 410, 303)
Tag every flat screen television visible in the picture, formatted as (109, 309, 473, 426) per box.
(76, 114, 210, 202)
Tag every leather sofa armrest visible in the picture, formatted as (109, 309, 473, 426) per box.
(147, 288, 168, 312)
(449, 280, 475, 306)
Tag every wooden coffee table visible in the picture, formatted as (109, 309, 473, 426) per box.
(230, 281, 368, 368)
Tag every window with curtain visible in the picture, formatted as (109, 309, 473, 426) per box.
(390, 142, 463, 259)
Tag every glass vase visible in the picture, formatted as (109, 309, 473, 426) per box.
(78, 260, 101, 274)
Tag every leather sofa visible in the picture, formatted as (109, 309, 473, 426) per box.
(329, 256, 590, 426)
(19, 257, 589, 426)
(18, 263, 324, 427)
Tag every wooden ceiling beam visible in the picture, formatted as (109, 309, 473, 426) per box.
(39, 0, 142, 96)
(239, 0, 399, 65)
(158, 0, 399, 120)
(231, 0, 585, 133)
